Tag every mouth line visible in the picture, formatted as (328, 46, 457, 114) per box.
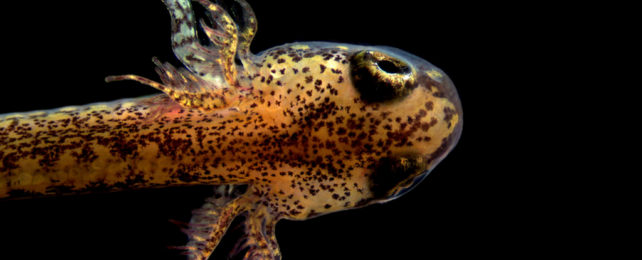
(384, 170, 430, 202)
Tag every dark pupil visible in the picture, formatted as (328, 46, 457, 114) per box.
(377, 60, 406, 74)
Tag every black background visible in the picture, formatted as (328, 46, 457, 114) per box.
(0, 0, 552, 259)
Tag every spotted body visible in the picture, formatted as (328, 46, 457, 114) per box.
(0, 0, 462, 259)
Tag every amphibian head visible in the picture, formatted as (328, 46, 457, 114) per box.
(246, 42, 462, 215)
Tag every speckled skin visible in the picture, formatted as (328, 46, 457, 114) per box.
(0, 0, 462, 259)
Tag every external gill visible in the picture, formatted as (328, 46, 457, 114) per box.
(105, 58, 242, 110)
(106, 0, 258, 111)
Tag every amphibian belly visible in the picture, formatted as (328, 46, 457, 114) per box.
(0, 1, 462, 259)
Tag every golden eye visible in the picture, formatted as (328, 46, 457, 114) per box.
(349, 50, 417, 103)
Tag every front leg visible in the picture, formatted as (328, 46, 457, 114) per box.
(229, 207, 281, 260)
(175, 185, 281, 260)
(176, 185, 250, 260)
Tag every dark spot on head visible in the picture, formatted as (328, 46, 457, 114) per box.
(425, 101, 434, 111)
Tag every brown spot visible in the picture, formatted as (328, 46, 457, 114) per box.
(425, 101, 434, 111)
(444, 107, 456, 122)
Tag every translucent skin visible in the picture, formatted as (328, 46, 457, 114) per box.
(0, 1, 462, 259)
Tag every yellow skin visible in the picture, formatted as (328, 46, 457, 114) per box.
(0, 0, 462, 259)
